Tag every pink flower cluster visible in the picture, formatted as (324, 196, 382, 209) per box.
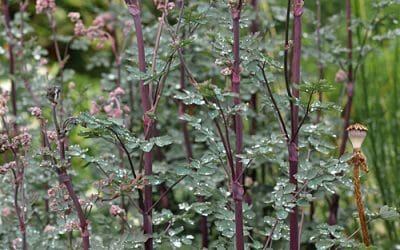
(64, 221, 80, 232)
(0, 128, 32, 151)
(0, 91, 9, 116)
(91, 87, 130, 119)
(29, 106, 42, 118)
(12, 129, 32, 149)
(109, 204, 125, 217)
(35, 0, 56, 14)
(0, 133, 9, 151)
(68, 12, 116, 48)
(46, 130, 57, 141)
(0, 161, 16, 175)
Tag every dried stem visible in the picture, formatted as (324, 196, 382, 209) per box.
(351, 150, 371, 246)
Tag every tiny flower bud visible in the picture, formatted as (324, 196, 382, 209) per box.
(335, 69, 347, 82)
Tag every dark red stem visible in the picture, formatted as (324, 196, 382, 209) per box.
(178, 46, 209, 247)
(231, 2, 245, 250)
(328, 0, 354, 228)
(339, 0, 354, 156)
(316, 0, 324, 123)
(125, 1, 154, 249)
(11, 151, 27, 250)
(52, 106, 90, 249)
(289, 1, 303, 249)
(2, 0, 17, 133)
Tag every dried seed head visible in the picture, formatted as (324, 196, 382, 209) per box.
(347, 123, 368, 149)
(46, 86, 61, 105)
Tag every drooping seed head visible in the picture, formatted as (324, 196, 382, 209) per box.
(347, 123, 368, 149)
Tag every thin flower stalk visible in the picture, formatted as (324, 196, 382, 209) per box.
(329, 0, 355, 226)
(2, 0, 17, 134)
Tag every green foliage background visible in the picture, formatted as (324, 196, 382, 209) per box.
(1, 0, 400, 249)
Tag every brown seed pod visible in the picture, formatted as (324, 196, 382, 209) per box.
(347, 123, 367, 149)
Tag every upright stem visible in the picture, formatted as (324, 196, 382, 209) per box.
(289, 1, 303, 249)
(52, 106, 90, 249)
(249, 0, 258, 136)
(178, 40, 209, 249)
(340, 0, 354, 156)
(9, 151, 27, 250)
(231, 2, 245, 249)
(125, 1, 154, 249)
(353, 164, 370, 246)
(2, 0, 17, 133)
(329, 0, 354, 226)
(315, 0, 324, 123)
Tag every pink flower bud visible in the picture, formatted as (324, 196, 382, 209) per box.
(335, 69, 347, 82)
(29, 107, 42, 118)
(68, 12, 80, 22)
(2, 207, 11, 217)
(43, 224, 56, 233)
(109, 204, 125, 216)
(90, 101, 100, 115)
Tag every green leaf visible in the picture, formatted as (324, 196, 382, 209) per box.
(153, 135, 173, 147)
(192, 202, 213, 216)
(379, 205, 399, 221)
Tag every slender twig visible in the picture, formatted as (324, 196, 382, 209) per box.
(147, 175, 186, 212)
(2, 0, 17, 133)
(113, 131, 137, 179)
(338, 0, 354, 157)
(263, 220, 279, 250)
(214, 96, 235, 171)
(284, 0, 293, 101)
(292, 89, 315, 141)
(316, 0, 324, 123)
(298, 209, 305, 247)
(150, 4, 167, 104)
(258, 63, 289, 140)
(212, 118, 235, 175)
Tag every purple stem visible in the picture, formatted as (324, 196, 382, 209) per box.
(52, 106, 90, 249)
(289, 1, 304, 249)
(2, 0, 17, 133)
(339, 0, 354, 157)
(178, 46, 209, 247)
(231, 2, 245, 249)
(328, 0, 354, 227)
(316, 0, 324, 123)
(125, 1, 154, 249)
(10, 150, 27, 250)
